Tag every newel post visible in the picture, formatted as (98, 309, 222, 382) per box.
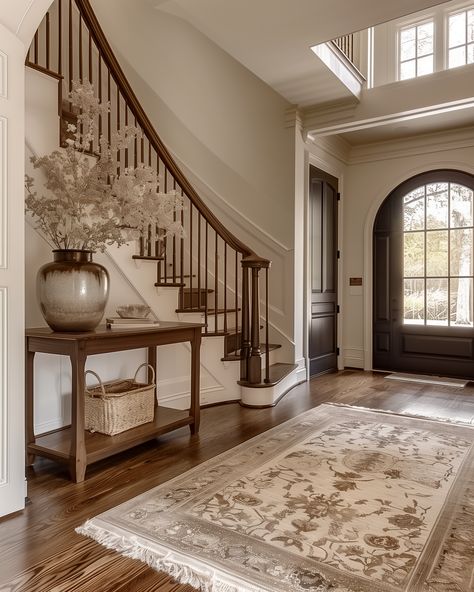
(240, 255, 271, 384)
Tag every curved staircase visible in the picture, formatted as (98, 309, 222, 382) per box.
(26, 0, 301, 406)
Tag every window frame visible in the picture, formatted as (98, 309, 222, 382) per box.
(446, 5, 474, 69)
(398, 18, 436, 80)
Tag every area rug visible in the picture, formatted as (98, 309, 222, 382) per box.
(77, 404, 474, 592)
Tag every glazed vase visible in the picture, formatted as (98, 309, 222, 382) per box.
(37, 249, 109, 332)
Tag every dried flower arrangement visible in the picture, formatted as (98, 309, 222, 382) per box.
(25, 80, 183, 252)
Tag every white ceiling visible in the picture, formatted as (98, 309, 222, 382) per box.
(142, 0, 474, 144)
(146, 0, 450, 107)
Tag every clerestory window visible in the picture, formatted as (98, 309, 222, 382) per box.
(399, 20, 434, 80)
(403, 182, 474, 326)
(448, 7, 474, 68)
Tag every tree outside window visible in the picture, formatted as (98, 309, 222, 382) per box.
(403, 183, 473, 327)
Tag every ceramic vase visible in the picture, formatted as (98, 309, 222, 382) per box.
(37, 249, 109, 331)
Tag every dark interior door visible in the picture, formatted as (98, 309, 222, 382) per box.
(373, 170, 474, 379)
(309, 165, 338, 376)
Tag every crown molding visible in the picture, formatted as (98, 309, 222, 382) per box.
(285, 107, 303, 131)
(306, 133, 351, 165)
(349, 125, 474, 165)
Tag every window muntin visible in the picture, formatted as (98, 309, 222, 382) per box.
(448, 7, 474, 68)
(399, 21, 434, 80)
(403, 182, 474, 326)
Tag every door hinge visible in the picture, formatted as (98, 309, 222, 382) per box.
(337, 192, 341, 201)
(336, 304, 340, 314)
(336, 347, 340, 356)
(337, 250, 341, 259)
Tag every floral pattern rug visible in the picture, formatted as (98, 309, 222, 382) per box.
(77, 404, 474, 592)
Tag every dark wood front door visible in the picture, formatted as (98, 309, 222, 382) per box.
(309, 165, 338, 376)
(373, 170, 474, 379)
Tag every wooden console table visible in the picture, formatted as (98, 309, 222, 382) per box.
(25, 322, 202, 482)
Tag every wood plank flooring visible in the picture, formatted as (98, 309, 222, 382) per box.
(1, 369, 474, 591)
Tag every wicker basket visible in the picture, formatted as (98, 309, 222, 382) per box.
(84, 363, 155, 436)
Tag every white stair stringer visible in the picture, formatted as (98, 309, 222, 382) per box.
(105, 242, 242, 406)
(240, 360, 306, 408)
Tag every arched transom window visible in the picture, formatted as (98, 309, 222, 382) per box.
(403, 182, 474, 326)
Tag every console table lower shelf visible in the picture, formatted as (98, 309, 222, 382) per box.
(26, 322, 203, 482)
(28, 406, 192, 467)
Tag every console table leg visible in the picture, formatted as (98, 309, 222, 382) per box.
(25, 349, 36, 466)
(69, 349, 87, 483)
(70, 458, 87, 483)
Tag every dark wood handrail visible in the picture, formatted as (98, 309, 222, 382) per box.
(75, 0, 254, 259)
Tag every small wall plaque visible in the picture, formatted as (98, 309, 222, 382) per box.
(350, 277, 363, 286)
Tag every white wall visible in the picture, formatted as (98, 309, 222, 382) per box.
(89, 0, 298, 349)
(91, 0, 294, 244)
(342, 129, 474, 368)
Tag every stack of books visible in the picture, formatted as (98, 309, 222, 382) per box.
(106, 317, 160, 330)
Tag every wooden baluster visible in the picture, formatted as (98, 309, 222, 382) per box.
(78, 14, 83, 82)
(116, 89, 120, 175)
(204, 222, 208, 334)
(98, 52, 102, 141)
(155, 152, 162, 281)
(68, 0, 73, 104)
(58, 0, 62, 75)
(107, 69, 111, 148)
(162, 168, 168, 267)
(265, 267, 270, 383)
(34, 30, 38, 64)
(172, 180, 177, 284)
(124, 105, 128, 168)
(240, 264, 250, 380)
(147, 224, 152, 257)
(189, 202, 193, 308)
(214, 232, 218, 332)
(197, 211, 201, 312)
(133, 118, 138, 168)
(223, 243, 227, 333)
(46, 12, 50, 71)
(235, 251, 239, 338)
(88, 30, 92, 83)
(180, 197, 185, 307)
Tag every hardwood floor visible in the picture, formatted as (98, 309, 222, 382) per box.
(1, 369, 474, 591)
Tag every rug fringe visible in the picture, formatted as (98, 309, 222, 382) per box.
(76, 520, 349, 592)
(326, 402, 474, 426)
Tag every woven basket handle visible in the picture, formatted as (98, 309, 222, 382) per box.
(134, 363, 155, 386)
(84, 370, 106, 397)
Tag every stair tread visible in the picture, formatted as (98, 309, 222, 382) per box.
(221, 343, 281, 362)
(155, 282, 186, 287)
(182, 287, 214, 293)
(238, 363, 297, 388)
(203, 331, 230, 337)
(176, 307, 240, 314)
(133, 255, 165, 261)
